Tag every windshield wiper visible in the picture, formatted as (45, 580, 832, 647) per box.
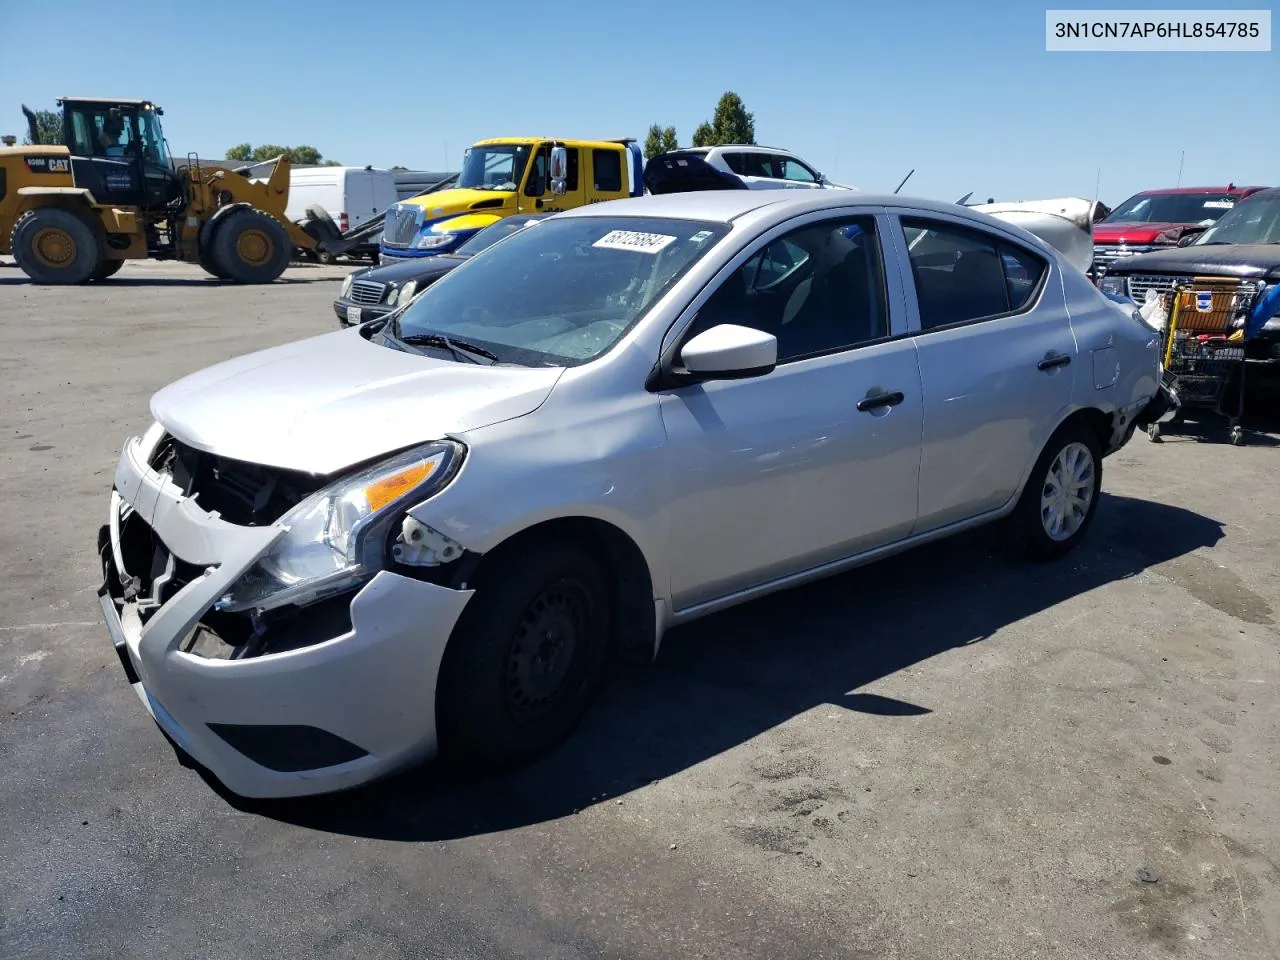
(398, 332, 500, 364)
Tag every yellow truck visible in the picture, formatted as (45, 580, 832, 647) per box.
(378, 137, 644, 262)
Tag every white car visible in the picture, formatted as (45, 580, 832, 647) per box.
(98, 187, 1168, 799)
(661, 145, 853, 191)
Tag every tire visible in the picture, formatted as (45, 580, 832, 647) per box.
(10, 207, 101, 285)
(436, 538, 612, 768)
(1006, 420, 1103, 562)
(89, 257, 125, 281)
(210, 208, 292, 283)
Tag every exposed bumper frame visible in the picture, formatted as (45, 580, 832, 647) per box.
(98, 433, 475, 799)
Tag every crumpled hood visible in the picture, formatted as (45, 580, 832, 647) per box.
(150, 329, 564, 475)
(1104, 244, 1280, 280)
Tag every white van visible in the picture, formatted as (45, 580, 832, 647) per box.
(285, 166, 399, 235)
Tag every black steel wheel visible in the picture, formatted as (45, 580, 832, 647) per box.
(436, 538, 611, 768)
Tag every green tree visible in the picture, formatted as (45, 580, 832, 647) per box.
(23, 109, 64, 145)
(708, 91, 755, 145)
(225, 144, 338, 165)
(643, 124, 679, 158)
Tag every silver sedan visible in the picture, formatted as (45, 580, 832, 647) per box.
(97, 189, 1167, 798)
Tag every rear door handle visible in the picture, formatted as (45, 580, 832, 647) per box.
(1037, 353, 1072, 371)
(856, 390, 905, 412)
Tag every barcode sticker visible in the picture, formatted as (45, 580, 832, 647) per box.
(593, 230, 677, 254)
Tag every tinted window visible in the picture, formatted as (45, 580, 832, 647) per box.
(592, 149, 622, 192)
(1103, 191, 1240, 225)
(721, 152, 749, 175)
(902, 219, 1045, 329)
(686, 217, 889, 362)
(782, 159, 817, 182)
(566, 148, 579, 192)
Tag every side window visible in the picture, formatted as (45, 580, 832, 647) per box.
(69, 113, 93, 156)
(566, 148, 579, 192)
(524, 148, 548, 196)
(685, 216, 889, 363)
(901, 218, 1044, 329)
(782, 159, 818, 183)
(1001, 245, 1047, 311)
(721, 151, 750, 175)
(592, 149, 622, 192)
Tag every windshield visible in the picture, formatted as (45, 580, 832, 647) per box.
(391, 216, 730, 366)
(1193, 194, 1280, 246)
(1103, 191, 1240, 225)
(455, 216, 544, 256)
(457, 144, 532, 191)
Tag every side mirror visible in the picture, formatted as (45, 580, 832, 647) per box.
(679, 324, 777, 379)
(549, 146, 568, 196)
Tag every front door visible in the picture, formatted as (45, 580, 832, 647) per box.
(517, 143, 585, 215)
(894, 213, 1077, 532)
(659, 213, 924, 611)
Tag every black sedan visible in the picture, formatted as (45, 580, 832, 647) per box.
(334, 214, 548, 326)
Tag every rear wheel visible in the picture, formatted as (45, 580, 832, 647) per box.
(211, 209, 292, 283)
(10, 207, 101, 285)
(89, 257, 125, 281)
(436, 538, 612, 768)
(1006, 420, 1103, 561)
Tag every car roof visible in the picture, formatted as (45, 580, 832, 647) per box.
(1133, 185, 1268, 196)
(557, 190, 990, 225)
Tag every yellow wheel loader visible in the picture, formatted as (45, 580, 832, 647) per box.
(0, 98, 356, 284)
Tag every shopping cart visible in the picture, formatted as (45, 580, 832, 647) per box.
(1146, 277, 1259, 445)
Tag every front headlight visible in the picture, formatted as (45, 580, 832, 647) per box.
(1099, 274, 1128, 297)
(386, 286, 400, 306)
(340, 273, 354, 297)
(215, 440, 465, 613)
(414, 231, 455, 250)
(399, 280, 418, 303)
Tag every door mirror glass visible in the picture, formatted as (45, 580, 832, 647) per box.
(549, 146, 568, 196)
(679, 323, 777, 378)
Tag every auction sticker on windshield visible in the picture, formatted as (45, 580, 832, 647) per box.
(593, 230, 677, 254)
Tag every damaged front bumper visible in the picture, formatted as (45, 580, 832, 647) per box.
(97, 432, 474, 799)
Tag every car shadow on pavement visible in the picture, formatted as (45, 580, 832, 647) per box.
(223, 492, 1225, 840)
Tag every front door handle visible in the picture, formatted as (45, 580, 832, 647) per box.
(856, 390, 905, 412)
(1037, 353, 1072, 371)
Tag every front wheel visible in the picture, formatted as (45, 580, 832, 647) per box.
(89, 257, 125, 281)
(436, 539, 612, 768)
(211, 209, 292, 283)
(1006, 421, 1103, 562)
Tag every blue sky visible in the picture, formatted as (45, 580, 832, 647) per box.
(2, 0, 1275, 205)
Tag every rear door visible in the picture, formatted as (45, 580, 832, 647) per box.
(346, 171, 376, 229)
(890, 210, 1076, 532)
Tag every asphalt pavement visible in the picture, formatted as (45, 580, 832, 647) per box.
(2, 259, 1278, 960)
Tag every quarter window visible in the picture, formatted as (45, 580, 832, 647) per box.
(686, 217, 890, 363)
(901, 218, 1047, 329)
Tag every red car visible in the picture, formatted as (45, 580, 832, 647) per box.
(1091, 184, 1268, 276)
